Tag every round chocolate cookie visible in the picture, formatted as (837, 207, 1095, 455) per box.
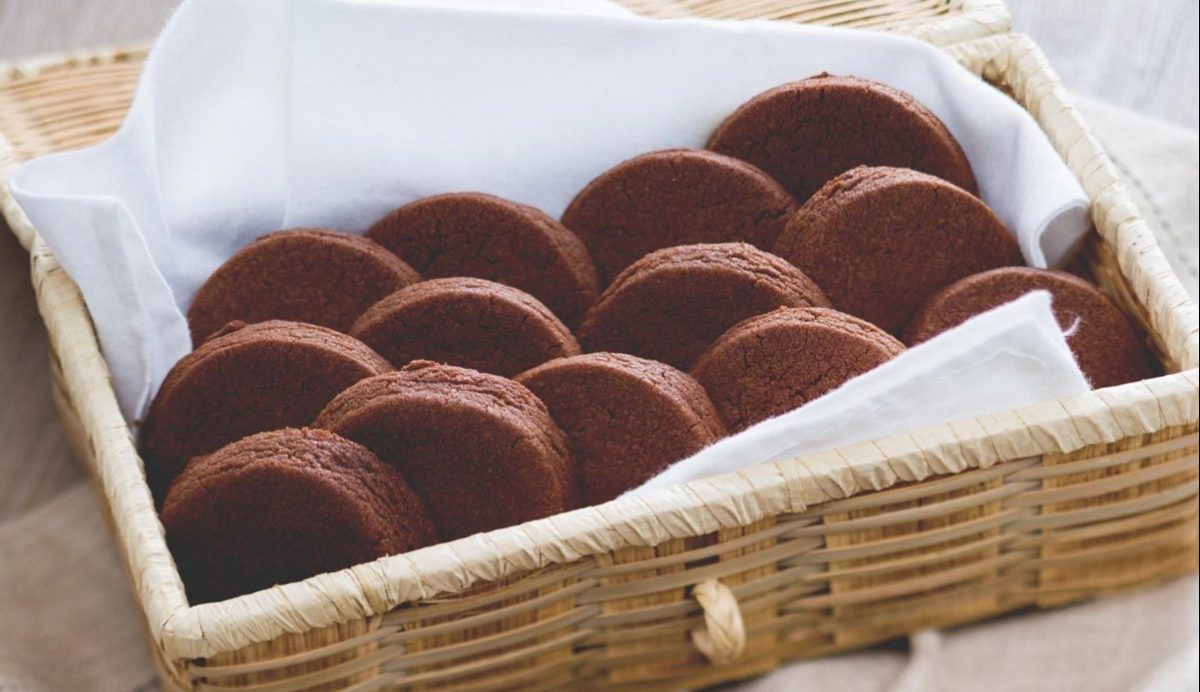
(516, 353, 726, 504)
(161, 428, 435, 604)
(707, 74, 977, 203)
(905, 267, 1155, 388)
(692, 307, 905, 431)
(577, 243, 830, 370)
(315, 361, 577, 540)
(561, 149, 796, 283)
(187, 229, 421, 345)
(141, 320, 391, 498)
(350, 278, 579, 377)
(773, 166, 1022, 334)
(366, 193, 600, 328)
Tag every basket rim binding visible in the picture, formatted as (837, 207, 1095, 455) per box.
(618, 0, 1010, 45)
(0, 31, 1197, 667)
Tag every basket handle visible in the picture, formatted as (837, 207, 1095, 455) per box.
(690, 579, 746, 664)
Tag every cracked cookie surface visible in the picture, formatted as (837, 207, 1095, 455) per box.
(141, 320, 391, 498)
(188, 229, 421, 345)
(517, 352, 726, 504)
(577, 242, 830, 370)
(366, 192, 599, 328)
(161, 428, 435, 604)
(707, 73, 977, 204)
(692, 307, 905, 431)
(315, 361, 577, 540)
(561, 149, 796, 284)
(351, 278, 579, 377)
(906, 267, 1154, 388)
(773, 166, 1022, 334)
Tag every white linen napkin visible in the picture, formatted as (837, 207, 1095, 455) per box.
(9, 0, 1090, 421)
(631, 291, 1092, 495)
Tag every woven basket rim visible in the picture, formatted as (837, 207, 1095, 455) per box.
(900, 0, 1010, 44)
(618, 0, 1011, 44)
(1, 30, 1197, 663)
(156, 373, 1198, 658)
(0, 0, 1014, 85)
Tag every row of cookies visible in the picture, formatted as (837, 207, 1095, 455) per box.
(151, 329, 727, 602)
(185, 73, 984, 355)
(181, 167, 1148, 391)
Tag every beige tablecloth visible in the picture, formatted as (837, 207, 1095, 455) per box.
(0, 96, 1196, 692)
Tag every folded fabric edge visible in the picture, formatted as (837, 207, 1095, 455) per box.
(628, 291, 1088, 495)
(9, 169, 189, 421)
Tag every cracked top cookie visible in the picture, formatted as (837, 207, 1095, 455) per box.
(365, 192, 600, 328)
(905, 267, 1155, 388)
(692, 307, 905, 431)
(773, 166, 1022, 334)
(350, 278, 580, 377)
(707, 74, 977, 203)
(161, 428, 435, 604)
(561, 149, 796, 284)
(516, 353, 726, 504)
(141, 320, 390, 498)
(187, 229, 421, 345)
(577, 243, 830, 370)
(315, 361, 577, 540)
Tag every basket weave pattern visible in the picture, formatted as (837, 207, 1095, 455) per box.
(1, 2, 1197, 690)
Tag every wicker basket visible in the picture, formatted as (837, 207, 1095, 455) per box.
(1, 1, 1196, 690)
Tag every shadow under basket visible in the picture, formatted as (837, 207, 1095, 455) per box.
(1, 1, 1197, 690)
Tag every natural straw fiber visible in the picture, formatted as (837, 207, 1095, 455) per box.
(620, 0, 1011, 45)
(1, 2, 1197, 690)
(690, 580, 747, 664)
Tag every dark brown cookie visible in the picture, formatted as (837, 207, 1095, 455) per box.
(366, 193, 600, 328)
(516, 353, 726, 505)
(905, 267, 1155, 388)
(187, 229, 421, 345)
(561, 149, 796, 283)
(141, 320, 391, 498)
(577, 243, 830, 370)
(315, 361, 577, 540)
(349, 278, 579, 377)
(161, 428, 435, 604)
(773, 166, 1022, 334)
(692, 307, 905, 431)
(707, 73, 977, 203)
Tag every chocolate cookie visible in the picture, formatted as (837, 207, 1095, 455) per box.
(366, 193, 600, 328)
(315, 361, 576, 540)
(692, 307, 905, 431)
(708, 74, 977, 203)
(141, 320, 390, 497)
(561, 149, 796, 283)
(577, 243, 830, 370)
(349, 278, 579, 377)
(161, 428, 435, 604)
(773, 166, 1022, 334)
(516, 353, 726, 504)
(187, 229, 421, 345)
(905, 267, 1155, 388)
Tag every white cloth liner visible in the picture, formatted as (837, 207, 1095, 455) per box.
(632, 291, 1092, 495)
(9, 0, 1090, 422)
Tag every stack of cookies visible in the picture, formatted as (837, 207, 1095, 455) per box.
(144, 73, 1154, 603)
